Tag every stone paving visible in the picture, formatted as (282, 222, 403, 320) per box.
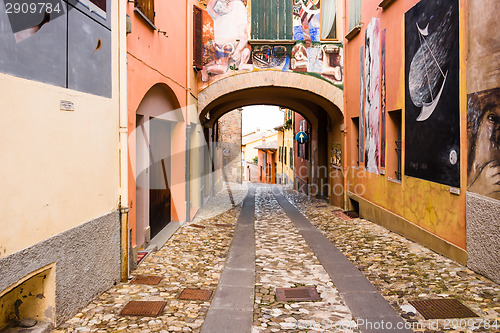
(56, 184, 247, 333)
(253, 187, 356, 333)
(57, 183, 500, 333)
(282, 187, 500, 333)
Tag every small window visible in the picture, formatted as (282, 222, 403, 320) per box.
(290, 148, 293, 169)
(387, 110, 402, 181)
(284, 147, 287, 165)
(351, 117, 360, 167)
(348, 0, 361, 32)
(321, 0, 338, 40)
(193, 6, 203, 70)
(135, 0, 155, 26)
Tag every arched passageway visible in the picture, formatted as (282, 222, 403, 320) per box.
(198, 71, 345, 207)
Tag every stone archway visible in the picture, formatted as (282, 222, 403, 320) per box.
(198, 71, 345, 207)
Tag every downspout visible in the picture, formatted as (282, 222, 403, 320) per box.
(118, 0, 129, 282)
(186, 124, 192, 223)
(185, 0, 191, 223)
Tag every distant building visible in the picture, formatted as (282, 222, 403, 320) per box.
(242, 128, 278, 181)
(256, 139, 278, 184)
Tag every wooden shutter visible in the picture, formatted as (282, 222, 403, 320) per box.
(193, 6, 203, 70)
(136, 0, 155, 24)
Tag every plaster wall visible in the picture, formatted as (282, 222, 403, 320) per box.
(0, 211, 120, 326)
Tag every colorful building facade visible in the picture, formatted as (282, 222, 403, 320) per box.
(276, 108, 296, 186)
(343, 0, 499, 283)
(127, 0, 204, 264)
(0, 0, 127, 327)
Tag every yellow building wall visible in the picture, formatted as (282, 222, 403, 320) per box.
(0, 75, 121, 258)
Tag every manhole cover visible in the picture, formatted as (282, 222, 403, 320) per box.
(130, 275, 163, 285)
(215, 223, 233, 227)
(409, 299, 479, 319)
(276, 287, 321, 302)
(179, 288, 213, 301)
(333, 211, 351, 220)
(344, 210, 359, 218)
(120, 301, 166, 317)
(190, 224, 206, 229)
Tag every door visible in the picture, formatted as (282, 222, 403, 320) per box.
(149, 117, 171, 239)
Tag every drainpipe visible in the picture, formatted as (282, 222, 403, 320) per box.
(186, 124, 192, 223)
(118, 0, 129, 282)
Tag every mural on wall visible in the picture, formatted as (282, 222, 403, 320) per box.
(405, 0, 460, 187)
(466, 0, 500, 201)
(359, 45, 364, 163)
(331, 142, 342, 168)
(293, 0, 320, 43)
(380, 28, 386, 168)
(0, 0, 111, 97)
(199, 0, 343, 89)
(467, 88, 500, 200)
(200, 0, 253, 83)
(363, 18, 380, 174)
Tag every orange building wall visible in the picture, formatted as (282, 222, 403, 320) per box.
(127, 0, 198, 247)
(343, 0, 467, 250)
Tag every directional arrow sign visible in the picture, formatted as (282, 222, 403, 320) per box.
(295, 131, 308, 144)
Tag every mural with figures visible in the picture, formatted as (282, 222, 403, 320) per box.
(404, 0, 460, 187)
(363, 18, 380, 174)
(466, 0, 500, 200)
(198, 0, 343, 90)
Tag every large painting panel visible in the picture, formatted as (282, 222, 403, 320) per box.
(363, 18, 380, 174)
(404, 0, 460, 187)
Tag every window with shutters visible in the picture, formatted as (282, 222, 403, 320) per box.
(193, 6, 203, 70)
(251, 0, 293, 40)
(135, 0, 155, 27)
(348, 0, 361, 32)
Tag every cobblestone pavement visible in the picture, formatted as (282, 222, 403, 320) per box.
(253, 187, 356, 333)
(56, 184, 248, 333)
(282, 187, 500, 333)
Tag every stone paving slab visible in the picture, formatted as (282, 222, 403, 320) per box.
(282, 187, 500, 333)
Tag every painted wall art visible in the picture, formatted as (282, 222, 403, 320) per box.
(467, 89, 500, 199)
(466, 0, 500, 200)
(200, 0, 253, 83)
(0, 0, 111, 97)
(359, 45, 364, 163)
(404, 0, 460, 187)
(380, 28, 386, 168)
(363, 17, 380, 174)
(199, 0, 343, 89)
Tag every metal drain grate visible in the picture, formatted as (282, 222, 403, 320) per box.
(215, 223, 233, 227)
(120, 301, 166, 317)
(190, 224, 206, 229)
(130, 275, 163, 285)
(409, 299, 479, 319)
(276, 287, 321, 302)
(179, 288, 213, 301)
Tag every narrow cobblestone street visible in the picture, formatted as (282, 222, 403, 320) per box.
(57, 184, 499, 333)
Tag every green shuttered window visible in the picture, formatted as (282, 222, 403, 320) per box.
(251, 0, 293, 40)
